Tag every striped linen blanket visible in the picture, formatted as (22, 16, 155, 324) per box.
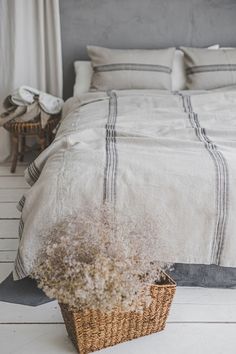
(13, 89, 236, 280)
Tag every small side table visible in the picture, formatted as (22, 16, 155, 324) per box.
(4, 115, 60, 173)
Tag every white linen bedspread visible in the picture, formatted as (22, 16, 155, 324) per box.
(13, 89, 236, 279)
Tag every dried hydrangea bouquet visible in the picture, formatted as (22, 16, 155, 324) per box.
(32, 204, 176, 354)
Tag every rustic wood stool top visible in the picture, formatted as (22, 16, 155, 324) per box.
(4, 114, 60, 173)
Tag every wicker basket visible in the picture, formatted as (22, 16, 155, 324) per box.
(59, 272, 176, 354)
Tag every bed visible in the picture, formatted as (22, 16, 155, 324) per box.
(13, 46, 236, 287)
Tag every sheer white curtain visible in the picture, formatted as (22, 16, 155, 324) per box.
(0, 0, 63, 162)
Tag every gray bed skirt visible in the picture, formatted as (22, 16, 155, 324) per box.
(169, 264, 236, 288)
(0, 265, 235, 307)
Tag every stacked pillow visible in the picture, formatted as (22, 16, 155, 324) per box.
(180, 46, 236, 90)
(87, 46, 175, 91)
(172, 44, 219, 91)
(73, 44, 236, 95)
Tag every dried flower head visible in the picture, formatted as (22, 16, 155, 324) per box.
(31, 204, 172, 312)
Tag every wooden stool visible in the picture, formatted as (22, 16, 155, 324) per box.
(4, 115, 60, 173)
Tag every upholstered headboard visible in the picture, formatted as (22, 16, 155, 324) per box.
(60, 0, 236, 99)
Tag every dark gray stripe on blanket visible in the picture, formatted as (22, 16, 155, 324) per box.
(17, 195, 26, 212)
(103, 91, 118, 204)
(180, 94, 229, 264)
(13, 214, 26, 278)
(14, 249, 28, 279)
(94, 63, 171, 74)
(18, 217, 24, 240)
(27, 161, 40, 186)
(14, 195, 27, 278)
(187, 64, 236, 75)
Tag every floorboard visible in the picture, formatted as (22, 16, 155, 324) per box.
(0, 301, 63, 323)
(0, 165, 26, 176)
(0, 189, 26, 202)
(0, 322, 236, 354)
(0, 203, 20, 219)
(0, 250, 17, 262)
(174, 287, 236, 304)
(0, 263, 13, 282)
(0, 324, 75, 354)
(0, 238, 18, 251)
(0, 176, 28, 189)
(169, 303, 236, 322)
(0, 220, 19, 238)
(94, 323, 236, 354)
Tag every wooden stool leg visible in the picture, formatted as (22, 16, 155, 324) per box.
(11, 134, 19, 173)
(20, 136, 26, 162)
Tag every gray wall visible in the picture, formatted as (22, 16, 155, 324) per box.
(60, 0, 236, 99)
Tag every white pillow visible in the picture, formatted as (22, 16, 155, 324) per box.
(73, 61, 93, 97)
(171, 50, 186, 91)
(73, 45, 220, 96)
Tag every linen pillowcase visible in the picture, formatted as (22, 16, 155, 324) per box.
(172, 45, 219, 91)
(181, 47, 236, 90)
(73, 46, 220, 96)
(73, 56, 182, 95)
(87, 45, 175, 90)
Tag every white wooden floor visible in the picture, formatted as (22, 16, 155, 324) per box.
(0, 162, 236, 354)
